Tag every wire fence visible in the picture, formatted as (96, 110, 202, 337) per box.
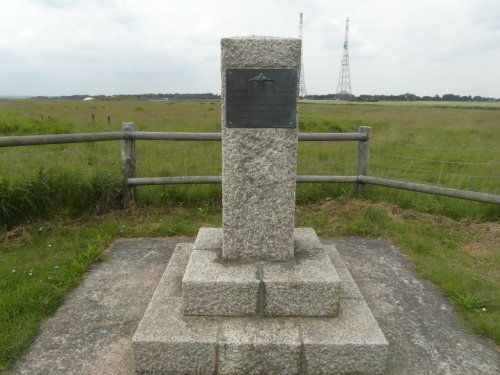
(132, 141, 358, 178)
(370, 141, 500, 195)
(0, 142, 120, 180)
(135, 141, 222, 178)
(1, 130, 499, 205)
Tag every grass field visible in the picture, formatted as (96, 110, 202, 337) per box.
(1, 98, 499, 224)
(0, 99, 499, 370)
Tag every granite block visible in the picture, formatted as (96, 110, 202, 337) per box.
(161, 243, 194, 297)
(182, 249, 260, 316)
(133, 242, 387, 375)
(263, 248, 341, 316)
(221, 37, 302, 71)
(219, 318, 301, 375)
(302, 299, 389, 374)
(336, 265, 364, 300)
(167, 242, 194, 266)
(323, 243, 347, 269)
(324, 245, 363, 299)
(133, 296, 217, 374)
(221, 37, 301, 262)
(193, 228, 222, 250)
(222, 128, 297, 261)
(293, 227, 323, 250)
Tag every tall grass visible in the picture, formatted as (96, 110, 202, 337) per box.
(0, 98, 499, 226)
(0, 168, 122, 227)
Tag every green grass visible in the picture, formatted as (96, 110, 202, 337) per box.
(0, 206, 222, 371)
(1, 201, 498, 371)
(296, 199, 500, 344)
(0, 168, 122, 227)
(1, 98, 499, 225)
(0, 228, 111, 371)
(0, 99, 499, 370)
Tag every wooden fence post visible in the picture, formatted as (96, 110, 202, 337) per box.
(356, 126, 371, 195)
(121, 122, 136, 208)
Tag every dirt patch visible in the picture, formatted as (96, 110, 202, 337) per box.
(315, 198, 499, 258)
(461, 221, 500, 244)
(0, 225, 31, 245)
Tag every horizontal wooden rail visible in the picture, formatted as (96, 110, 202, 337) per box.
(359, 175, 500, 205)
(0, 132, 125, 147)
(298, 132, 367, 141)
(2, 128, 498, 205)
(128, 176, 222, 185)
(126, 174, 500, 205)
(127, 175, 360, 186)
(297, 175, 359, 183)
(132, 132, 222, 141)
(0, 131, 367, 147)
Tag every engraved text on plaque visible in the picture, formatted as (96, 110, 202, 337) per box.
(226, 69, 297, 128)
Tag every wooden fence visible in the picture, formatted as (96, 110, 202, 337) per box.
(1, 123, 499, 207)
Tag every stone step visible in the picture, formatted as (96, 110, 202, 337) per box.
(182, 228, 341, 317)
(132, 242, 388, 375)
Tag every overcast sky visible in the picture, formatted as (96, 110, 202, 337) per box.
(1, 0, 499, 97)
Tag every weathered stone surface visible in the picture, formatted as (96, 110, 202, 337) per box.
(222, 128, 297, 261)
(221, 37, 302, 71)
(135, 263, 385, 374)
(324, 245, 363, 299)
(132, 248, 218, 375)
(168, 242, 194, 265)
(182, 249, 260, 316)
(193, 227, 222, 250)
(263, 248, 340, 316)
(184, 228, 342, 317)
(219, 318, 301, 375)
(162, 243, 194, 297)
(133, 297, 217, 375)
(336, 265, 364, 300)
(293, 227, 323, 250)
(302, 299, 389, 375)
(221, 37, 301, 261)
(16, 237, 500, 375)
(134, 244, 217, 374)
(161, 266, 185, 297)
(323, 243, 347, 269)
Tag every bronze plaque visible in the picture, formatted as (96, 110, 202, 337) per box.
(226, 69, 297, 128)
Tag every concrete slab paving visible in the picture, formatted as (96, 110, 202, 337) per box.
(7, 237, 500, 375)
(326, 237, 500, 375)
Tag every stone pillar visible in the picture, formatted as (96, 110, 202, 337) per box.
(132, 36, 389, 375)
(221, 37, 301, 261)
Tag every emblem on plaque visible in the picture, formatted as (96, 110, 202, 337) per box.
(248, 72, 275, 83)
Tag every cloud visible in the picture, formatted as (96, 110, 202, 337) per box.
(29, 0, 116, 10)
(1, 0, 499, 96)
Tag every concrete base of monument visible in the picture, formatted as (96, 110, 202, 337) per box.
(132, 229, 389, 375)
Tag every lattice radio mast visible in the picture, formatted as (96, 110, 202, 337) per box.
(336, 18, 352, 99)
(299, 12, 307, 98)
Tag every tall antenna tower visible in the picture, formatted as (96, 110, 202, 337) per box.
(299, 12, 307, 98)
(336, 18, 352, 99)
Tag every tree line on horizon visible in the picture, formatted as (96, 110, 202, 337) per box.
(304, 92, 500, 102)
(31, 92, 499, 102)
